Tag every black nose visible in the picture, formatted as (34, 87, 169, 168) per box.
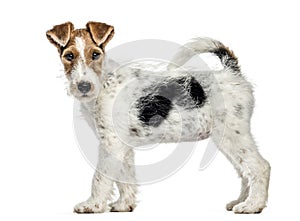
(77, 81, 91, 94)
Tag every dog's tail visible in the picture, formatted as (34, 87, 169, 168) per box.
(168, 37, 240, 72)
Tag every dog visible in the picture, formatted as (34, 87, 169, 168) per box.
(46, 21, 270, 214)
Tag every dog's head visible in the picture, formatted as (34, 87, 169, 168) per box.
(46, 22, 114, 102)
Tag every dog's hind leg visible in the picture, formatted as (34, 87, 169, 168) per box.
(226, 175, 249, 211)
(212, 123, 270, 213)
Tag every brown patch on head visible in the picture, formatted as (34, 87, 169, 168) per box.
(86, 21, 114, 50)
(46, 21, 115, 77)
(59, 42, 80, 76)
(46, 22, 74, 54)
(58, 29, 104, 76)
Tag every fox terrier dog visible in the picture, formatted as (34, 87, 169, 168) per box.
(46, 21, 270, 214)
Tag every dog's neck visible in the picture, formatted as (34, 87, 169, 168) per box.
(80, 58, 119, 114)
(81, 99, 96, 114)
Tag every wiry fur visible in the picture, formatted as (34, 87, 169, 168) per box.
(47, 22, 270, 214)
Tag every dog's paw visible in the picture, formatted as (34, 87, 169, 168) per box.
(226, 200, 241, 211)
(232, 201, 265, 214)
(74, 200, 107, 213)
(109, 201, 135, 212)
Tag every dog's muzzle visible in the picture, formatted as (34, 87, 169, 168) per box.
(77, 81, 91, 94)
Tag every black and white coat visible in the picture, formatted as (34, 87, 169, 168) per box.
(45, 22, 271, 214)
(75, 38, 270, 214)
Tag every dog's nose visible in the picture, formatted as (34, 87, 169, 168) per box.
(77, 81, 91, 94)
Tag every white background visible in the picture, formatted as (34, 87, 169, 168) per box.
(0, 0, 299, 220)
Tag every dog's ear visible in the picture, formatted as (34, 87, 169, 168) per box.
(86, 22, 114, 50)
(46, 22, 74, 51)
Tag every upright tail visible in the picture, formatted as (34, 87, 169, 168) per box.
(168, 37, 240, 72)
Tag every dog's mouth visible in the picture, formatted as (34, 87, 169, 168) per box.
(74, 93, 97, 102)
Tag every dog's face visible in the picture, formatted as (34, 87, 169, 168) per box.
(46, 22, 114, 102)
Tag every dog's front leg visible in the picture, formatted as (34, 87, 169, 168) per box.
(73, 156, 114, 213)
(110, 147, 137, 212)
(74, 129, 136, 214)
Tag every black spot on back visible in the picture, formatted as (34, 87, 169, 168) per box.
(188, 77, 206, 107)
(170, 76, 206, 108)
(137, 95, 172, 127)
(136, 76, 207, 127)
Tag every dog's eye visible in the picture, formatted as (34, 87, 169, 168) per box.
(65, 53, 74, 62)
(92, 52, 101, 60)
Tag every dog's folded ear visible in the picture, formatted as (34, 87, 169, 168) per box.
(46, 22, 74, 51)
(86, 22, 114, 50)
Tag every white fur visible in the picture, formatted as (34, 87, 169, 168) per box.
(168, 37, 223, 70)
(75, 37, 86, 65)
(60, 37, 270, 214)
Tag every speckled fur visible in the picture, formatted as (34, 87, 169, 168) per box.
(47, 22, 270, 214)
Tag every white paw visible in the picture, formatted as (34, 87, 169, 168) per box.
(226, 200, 241, 211)
(232, 201, 265, 214)
(109, 201, 135, 212)
(74, 200, 107, 213)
